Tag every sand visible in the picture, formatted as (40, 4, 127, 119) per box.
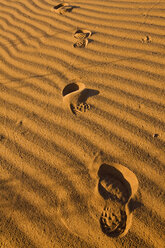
(0, 0, 165, 247)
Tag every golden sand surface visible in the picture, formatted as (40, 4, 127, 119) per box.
(0, 0, 165, 247)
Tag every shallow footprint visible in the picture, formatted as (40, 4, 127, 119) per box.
(73, 39, 88, 48)
(62, 82, 86, 115)
(74, 29, 92, 39)
(73, 102, 90, 114)
(51, 3, 71, 14)
(141, 35, 152, 43)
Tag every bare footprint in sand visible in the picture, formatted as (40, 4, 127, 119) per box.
(98, 162, 139, 237)
(62, 82, 99, 115)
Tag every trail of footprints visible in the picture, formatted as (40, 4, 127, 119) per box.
(55, 1, 140, 238)
(52, 2, 151, 47)
(51, 2, 92, 48)
(0, 0, 159, 244)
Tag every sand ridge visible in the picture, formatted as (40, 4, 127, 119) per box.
(0, 0, 165, 247)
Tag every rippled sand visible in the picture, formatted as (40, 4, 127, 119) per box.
(0, 0, 165, 247)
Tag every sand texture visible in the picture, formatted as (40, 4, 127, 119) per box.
(0, 0, 165, 247)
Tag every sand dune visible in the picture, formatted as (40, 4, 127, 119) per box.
(0, 0, 165, 247)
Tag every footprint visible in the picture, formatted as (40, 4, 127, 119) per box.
(73, 39, 88, 48)
(97, 161, 139, 237)
(153, 133, 159, 138)
(73, 29, 92, 48)
(101, 202, 127, 237)
(73, 102, 90, 113)
(62, 82, 99, 115)
(0, 134, 5, 142)
(16, 120, 23, 126)
(99, 176, 128, 204)
(74, 29, 92, 39)
(51, 3, 72, 15)
(141, 35, 152, 43)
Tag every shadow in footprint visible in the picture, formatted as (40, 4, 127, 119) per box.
(62, 83, 79, 97)
(52, 3, 79, 14)
(62, 82, 99, 115)
(65, 5, 80, 13)
(74, 29, 92, 39)
(128, 198, 143, 213)
(78, 88, 99, 103)
(97, 162, 139, 238)
(98, 164, 132, 204)
(0, 134, 5, 142)
(88, 39, 94, 44)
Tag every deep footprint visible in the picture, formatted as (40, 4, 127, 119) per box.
(99, 176, 129, 204)
(62, 82, 99, 115)
(74, 29, 92, 39)
(100, 201, 127, 237)
(51, 3, 69, 13)
(98, 162, 139, 238)
(51, 3, 74, 15)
